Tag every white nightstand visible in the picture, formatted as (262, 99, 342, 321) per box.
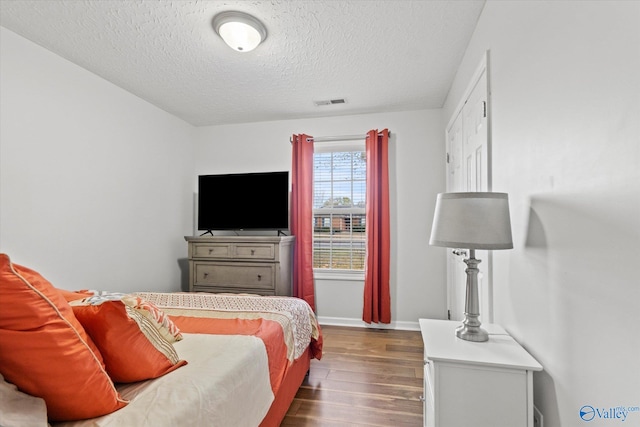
(419, 319, 543, 427)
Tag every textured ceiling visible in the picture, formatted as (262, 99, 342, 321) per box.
(0, 0, 485, 126)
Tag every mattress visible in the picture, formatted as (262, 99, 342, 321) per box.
(54, 333, 274, 427)
(51, 292, 322, 427)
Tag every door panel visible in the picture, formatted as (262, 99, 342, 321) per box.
(445, 112, 465, 321)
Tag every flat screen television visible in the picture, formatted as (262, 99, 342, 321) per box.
(197, 171, 289, 232)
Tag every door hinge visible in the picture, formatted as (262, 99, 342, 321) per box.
(447, 309, 451, 320)
(446, 153, 450, 163)
(483, 100, 487, 118)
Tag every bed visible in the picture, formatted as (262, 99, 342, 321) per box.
(0, 254, 322, 427)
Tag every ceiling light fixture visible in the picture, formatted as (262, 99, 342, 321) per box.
(212, 11, 267, 53)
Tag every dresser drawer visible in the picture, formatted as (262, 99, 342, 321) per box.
(194, 262, 275, 290)
(192, 285, 276, 296)
(234, 243, 275, 260)
(192, 243, 232, 259)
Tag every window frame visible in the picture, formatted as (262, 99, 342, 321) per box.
(312, 139, 366, 279)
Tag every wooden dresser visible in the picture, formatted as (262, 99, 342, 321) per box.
(419, 319, 542, 427)
(185, 235, 295, 296)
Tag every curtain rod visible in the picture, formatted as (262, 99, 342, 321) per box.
(289, 131, 390, 144)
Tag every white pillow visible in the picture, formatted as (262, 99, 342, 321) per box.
(0, 373, 49, 427)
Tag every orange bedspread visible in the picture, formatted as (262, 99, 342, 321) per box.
(171, 316, 288, 392)
(135, 292, 323, 396)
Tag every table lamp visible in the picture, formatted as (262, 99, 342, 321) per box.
(429, 192, 513, 342)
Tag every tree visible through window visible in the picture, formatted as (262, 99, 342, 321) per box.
(313, 148, 366, 271)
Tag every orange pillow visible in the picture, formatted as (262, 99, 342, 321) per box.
(57, 290, 183, 342)
(70, 294, 187, 383)
(0, 254, 127, 421)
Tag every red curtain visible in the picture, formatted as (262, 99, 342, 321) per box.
(363, 129, 391, 324)
(290, 134, 316, 311)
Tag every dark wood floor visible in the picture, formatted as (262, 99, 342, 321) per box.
(282, 325, 424, 426)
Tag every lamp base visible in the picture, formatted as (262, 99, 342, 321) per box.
(454, 250, 489, 342)
(456, 323, 489, 342)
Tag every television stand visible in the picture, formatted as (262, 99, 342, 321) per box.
(184, 235, 295, 296)
(199, 230, 214, 237)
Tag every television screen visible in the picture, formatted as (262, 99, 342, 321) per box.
(197, 171, 289, 231)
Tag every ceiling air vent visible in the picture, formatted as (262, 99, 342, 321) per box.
(314, 98, 346, 106)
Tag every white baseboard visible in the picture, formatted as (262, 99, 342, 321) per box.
(317, 316, 420, 331)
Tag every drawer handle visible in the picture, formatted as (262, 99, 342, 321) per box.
(257, 274, 262, 281)
(203, 273, 209, 278)
(208, 249, 213, 254)
(251, 249, 255, 255)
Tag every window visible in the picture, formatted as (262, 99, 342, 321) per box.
(313, 141, 366, 272)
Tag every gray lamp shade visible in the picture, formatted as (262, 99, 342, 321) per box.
(429, 192, 513, 250)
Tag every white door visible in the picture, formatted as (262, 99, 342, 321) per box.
(445, 57, 491, 323)
(445, 111, 466, 321)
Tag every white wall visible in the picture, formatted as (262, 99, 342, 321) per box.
(443, 2, 640, 425)
(194, 110, 447, 327)
(0, 28, 195, 293)
(0, 24, 447, 328)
